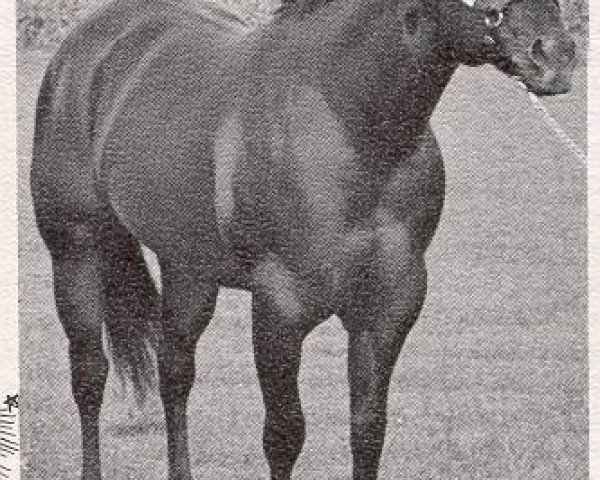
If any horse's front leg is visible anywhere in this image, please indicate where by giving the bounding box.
[340,223,427,480]
[157,254,219,480]
[252,255,323,480]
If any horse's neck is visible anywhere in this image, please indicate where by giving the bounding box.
[317,26,457,161]
[264,0,459,157]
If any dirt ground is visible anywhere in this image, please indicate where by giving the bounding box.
[18,48,587,479]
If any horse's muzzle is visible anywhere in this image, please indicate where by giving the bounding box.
[523,34,577,96]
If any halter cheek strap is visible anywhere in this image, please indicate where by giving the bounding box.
[462,7,510,66]
[482,9,504,48]
[480,6,522,74]
[439,0,505,66]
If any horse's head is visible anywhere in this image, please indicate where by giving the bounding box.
[492,0,577,95]
[448,0,577,95]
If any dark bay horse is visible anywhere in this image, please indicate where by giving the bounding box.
[31,0,576,478]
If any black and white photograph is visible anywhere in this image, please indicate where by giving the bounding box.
[0,0,592,477]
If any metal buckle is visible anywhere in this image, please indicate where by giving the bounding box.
[485,9,504,28]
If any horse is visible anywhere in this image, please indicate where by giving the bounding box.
[30,0,576,478]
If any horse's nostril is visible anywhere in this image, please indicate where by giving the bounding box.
[530,38,546,65]
[530,36,577,67]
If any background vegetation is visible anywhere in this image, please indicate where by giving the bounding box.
[16,0,589,49]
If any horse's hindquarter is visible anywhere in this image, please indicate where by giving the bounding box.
[82,0,444,291]
[31,0,172,222]
[98,20,252,257]
[32,0,253,231]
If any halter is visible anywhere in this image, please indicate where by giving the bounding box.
[484,9,504,28]
[479,1,526,76]
[483,8,504,44]
[477,0,536,65]
[456,2,514,68]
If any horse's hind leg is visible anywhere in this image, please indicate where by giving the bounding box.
[156,253,218,480]
[40,211,159,479]
[46,220,109,480]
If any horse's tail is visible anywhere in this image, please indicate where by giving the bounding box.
[101,220,162,405]
[34,57,161,405]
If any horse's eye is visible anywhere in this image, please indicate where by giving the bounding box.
[404,9,420,35]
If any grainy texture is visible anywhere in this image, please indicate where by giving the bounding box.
[19,34,587,478]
